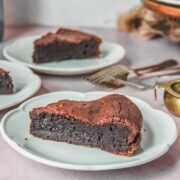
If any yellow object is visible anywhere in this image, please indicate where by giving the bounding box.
[156,79,180,117]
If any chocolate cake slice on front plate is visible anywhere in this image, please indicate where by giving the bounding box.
[33,28,102,63]
[29,94,143,156]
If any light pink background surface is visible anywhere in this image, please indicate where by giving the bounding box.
[0,27,180,180]
[4,0,139,27]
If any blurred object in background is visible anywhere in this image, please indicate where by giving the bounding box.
[116,0,180,42]
[4,0,139,27]
[142,0,180,18]
[0,0,4,41]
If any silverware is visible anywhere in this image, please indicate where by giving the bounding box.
[106,67,180,90]
[86,59,179,89]
[138,67,180,79]
[132,59,178,75]
[104,77,152,90]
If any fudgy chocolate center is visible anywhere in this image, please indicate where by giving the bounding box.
[30,113,135,152]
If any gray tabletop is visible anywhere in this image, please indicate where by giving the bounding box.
[0,26,180,180]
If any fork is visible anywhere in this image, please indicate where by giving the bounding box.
[86,59,178,84]
[86,60,180,89]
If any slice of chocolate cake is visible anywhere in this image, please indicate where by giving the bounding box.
[29,94,143,156]
[0,68,13,94]
[33,28,102,63]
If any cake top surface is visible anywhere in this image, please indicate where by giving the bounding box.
[31,94,143,130]
[35,28,102,45]
[0,68,8,76]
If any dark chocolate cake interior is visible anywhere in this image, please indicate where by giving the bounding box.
[0,68,13,94]
[30,113,140,153]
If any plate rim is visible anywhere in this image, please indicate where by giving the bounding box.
[3,36,125,75]
[0,91,178,171]
[0,60,41,110]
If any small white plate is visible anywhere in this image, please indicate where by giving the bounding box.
[0,91,177,171]
[3,35,125,75]
[0,60,41,110]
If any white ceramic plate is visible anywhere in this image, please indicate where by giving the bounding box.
[3,35,125,75]
[0,91,177,171]
[0,60,41,110]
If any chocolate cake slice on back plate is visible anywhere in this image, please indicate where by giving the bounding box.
[29,94,143,156]
[33,28,102,63]
[0,68,13,94]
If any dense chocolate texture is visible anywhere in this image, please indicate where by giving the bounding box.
[33,28,102,63]
[0,68,13,94]
[29,94,143,156]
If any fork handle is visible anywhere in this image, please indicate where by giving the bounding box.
[138,67,180,79]
[134,59,178,75]
[111,78,151,90]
